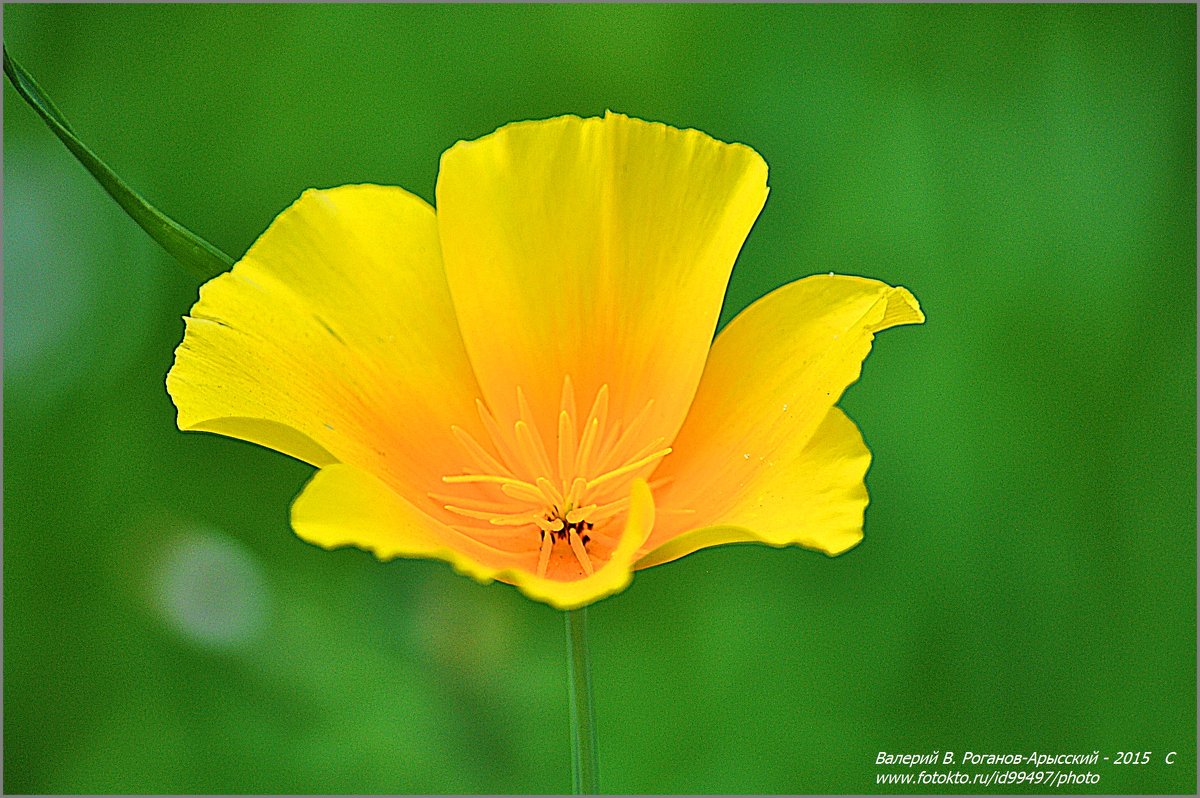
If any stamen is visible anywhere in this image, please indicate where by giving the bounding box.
[475,400,524,476]
[657,507,698,516]
[585,384,610,438]
[515,388,556,476]
[596,419,625,470]
[438,379,683,573]
[560,375,578,428]
[515,420,554,481]
[587,447,672,490]
[537,531,553,577]
[594,398,655,472]
[535,476,566,510]
[647,475,674,492]
[573,385,609,476]
[589,495,632,523]
[621,436,670,467]
[564,477,588,509]
[488,514,548,527]
[499,482,548,504]
[428,492,511,513]
[575,417,601,477]
[443,474,541,491]
[450,425,512,478]
[565,505,596,525]
[442,505,543,526]
[568,529,594,576]
[556,410,577,490]
[537,516,565,533]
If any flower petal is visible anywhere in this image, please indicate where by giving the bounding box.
[166,185,484,507]
[292,463,528,568]
[637,407,869,568]
[435,112,768,443]
[640,274,923,562]
[293,464,655,610]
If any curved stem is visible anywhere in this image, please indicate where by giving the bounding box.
[3,45,234,281]
[564,607,599,794]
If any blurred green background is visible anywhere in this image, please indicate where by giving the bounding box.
[4,4,1195,794]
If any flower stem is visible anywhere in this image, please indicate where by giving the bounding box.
[564,607,599,794]
[3,45,233,281]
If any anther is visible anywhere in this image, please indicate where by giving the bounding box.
[568,529,594,576]
[537,530,553,577]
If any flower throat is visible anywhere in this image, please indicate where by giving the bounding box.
[433,377,670,578]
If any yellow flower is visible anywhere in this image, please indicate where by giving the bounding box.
[167,112,923,610]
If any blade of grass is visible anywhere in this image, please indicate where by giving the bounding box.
[4,45,234,281]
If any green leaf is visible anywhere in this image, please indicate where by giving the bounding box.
[4,45,234,281]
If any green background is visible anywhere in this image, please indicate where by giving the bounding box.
[4,4,1195,794]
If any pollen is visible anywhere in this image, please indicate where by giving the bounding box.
[433,377,671,579]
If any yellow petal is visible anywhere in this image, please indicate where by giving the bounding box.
[292,463,526,567]
[166,185,484,507]
[435,112,768,446]
[293,464,655,610]
[637,407,869,568]
[640,274,923,562]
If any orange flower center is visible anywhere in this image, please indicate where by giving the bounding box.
[432,377,670,579]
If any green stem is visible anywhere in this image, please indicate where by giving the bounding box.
[565,607,600,794]
[3,45,234,281]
